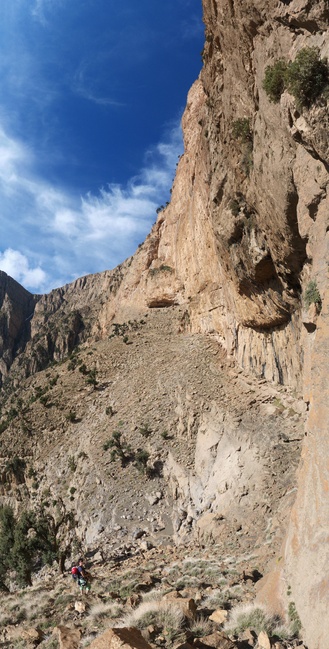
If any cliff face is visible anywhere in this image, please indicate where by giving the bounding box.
[0,272,39,387]
[1,1,329,646]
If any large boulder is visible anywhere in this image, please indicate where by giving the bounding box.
[88,627,153,649]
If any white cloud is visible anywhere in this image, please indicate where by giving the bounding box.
[0,120,183,292]
[73,65,123,107]
[0,249,47,292]
[0,128,30,185]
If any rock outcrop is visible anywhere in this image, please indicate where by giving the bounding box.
[0,271,39,387]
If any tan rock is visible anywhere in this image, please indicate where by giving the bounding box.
[173,598,198,620]
[74,600,87,613]
[194,631,236,649]
[126,594,141,608]
[257,631,271,649]
[55,626,81,649]
[163,590,182,600]
[87,627,153,649]
[21,627,44,644]
[208,609,228,624]
[240,627,256,646]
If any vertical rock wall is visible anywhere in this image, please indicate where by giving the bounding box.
[186,2,329,647]
[0,272,39,386]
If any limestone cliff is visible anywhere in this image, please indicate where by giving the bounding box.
[1,1,329,647]
[0,271,39,387]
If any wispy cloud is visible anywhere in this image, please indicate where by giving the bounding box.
[73,64,124,107]
[0,249,46,290]
[0,1,200,294]
[0,121,183,293]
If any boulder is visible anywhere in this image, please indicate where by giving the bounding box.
[240,628,256,646]
[74,600,87,613]
[55,626,81,649]
[20,627,44,644]
[87,627,153,649]
[257,631,271,649]
[208,609,228,624]
[172,598,197,620]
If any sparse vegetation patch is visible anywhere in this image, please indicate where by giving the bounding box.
[263,48,329,108]
[304,279,322,311]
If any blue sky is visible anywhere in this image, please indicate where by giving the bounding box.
[0,0,203,293]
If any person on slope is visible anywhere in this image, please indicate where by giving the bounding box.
[77,558,91,593]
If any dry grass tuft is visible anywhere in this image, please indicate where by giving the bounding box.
[224,602,281,636]
[188,614,213,638]
[89,601,124,622]
[123,599,185,632]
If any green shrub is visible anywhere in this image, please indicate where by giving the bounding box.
[0,420,9,434]
[286,47,328,108]
[66,410,77,423]
[104,431,132,466]
[5,457,26,478]
[263,48,329,107]
[0,505,75,588]
[263,60,287,102]
[288,601,302,636]
[86,368,98,389]
[232,118,253,175]
[106,405,115,416]
[241,148,253,176]
[230,199,241,217]
[135,449,150,474]
[232,118,252,143]
[7,407,18,421]
[304,279,322,310]
[149,264,174,277]
[68,456,77,472]
[139,423,152,438]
